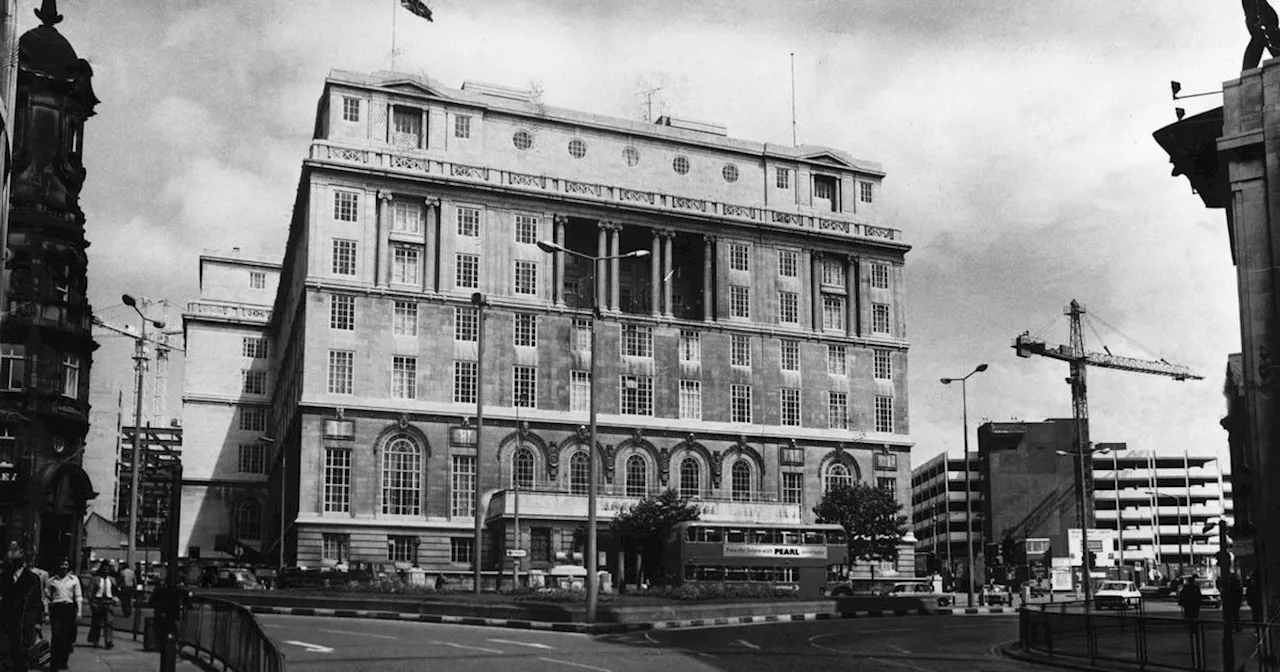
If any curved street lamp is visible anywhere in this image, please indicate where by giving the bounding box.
[121,294,165,571]
[1057,444,1112,607]
[940,363,987,607]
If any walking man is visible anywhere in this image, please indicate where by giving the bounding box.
[1,550,43,671]
[44,559,81,672]
[118,561,136,617]
[87,563,117,649]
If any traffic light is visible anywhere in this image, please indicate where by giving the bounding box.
[1086,550,1098,568]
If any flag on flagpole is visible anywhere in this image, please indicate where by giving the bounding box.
[400,0,433,21]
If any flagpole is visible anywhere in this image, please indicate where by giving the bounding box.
[391,0,397,72]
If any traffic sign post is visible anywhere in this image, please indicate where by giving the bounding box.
[506,549,527,558]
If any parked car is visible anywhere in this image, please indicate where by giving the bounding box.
[200,566,263,590]
[981,584,1012,606]
[887,581,953,608]
[1196,578,1222,608]
[1094,581,1143,610]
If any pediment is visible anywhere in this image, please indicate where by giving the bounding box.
[382,79,448,98]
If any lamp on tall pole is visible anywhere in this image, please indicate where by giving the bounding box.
[1057,444,1113,607]
[940,363,987,608]
[122,294,164,570]
[537,239,648,623]
[471,292,488,595]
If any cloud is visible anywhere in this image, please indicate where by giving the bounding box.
[149,96,220,150]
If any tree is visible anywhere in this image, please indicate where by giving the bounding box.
[609,489,700,587]
[813,483,908,564]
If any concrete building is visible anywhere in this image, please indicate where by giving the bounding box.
[234,69,913,583]
[908,452,979,579]
[179,252,280,561]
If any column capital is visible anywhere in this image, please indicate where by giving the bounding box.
[554,214,570,226]
[600,220,623,232]
[812,250,825,261]
[377,190,393,203]
[423,196,441,208]
[658,228,677,239]
[702,234,716,244]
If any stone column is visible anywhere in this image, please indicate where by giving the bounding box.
[424,196,440,293]
[650,230,661,316]
[845,255,858,336]
[554,215,568,306]
[596,221,608,311]
[811,252,824,332]
[376,190,392,287]
[702,235,715,322]
[662,230,674,318]
[609,223,621,312]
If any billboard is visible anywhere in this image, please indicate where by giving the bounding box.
[1067,528,1118,567]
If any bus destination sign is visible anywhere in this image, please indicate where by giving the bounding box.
[722,544,827,559]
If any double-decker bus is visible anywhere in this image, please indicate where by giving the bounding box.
[663,521,849,598]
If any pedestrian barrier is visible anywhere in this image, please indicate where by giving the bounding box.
[179,595,286,672]
[1019,602,1276,671]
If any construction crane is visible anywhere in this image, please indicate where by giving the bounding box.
[1013,299,1202,604]
[91,312,183,424]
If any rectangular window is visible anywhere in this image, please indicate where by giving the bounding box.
[342,97,360,122]
[451,456,476,517]
[238,407,266,432]
[871,263,890,289]
[729,243,750,271]
[330,294,355,330]
[454,114,472,139]
[391,105,423,148]
[813,175,839,211]
[457,207,480,237]
[450,537,475,564]
[875,396,894,433]
[780,447,804,466]
[61,354,79,398]
[393,301,418,337]
[237,443,266,474]
[827,345,847,376]
[323,448,351,513]
[455,253,479,289]
[621,324,653,358]
[861,182,875,203]
[513,313,536,347]
[780,388,801,427]
[513,260,538,295]
[782,472,803,504]
[821,260,845,286]
[334,191,359,222]
[878,477,897,495]
[392,246,420,284]
[875,452,899,471]
[453,361,477,404]
[828,392,849,430]
[679,380,702,421]
[729,286,750,319]
[874,350,892,380]
[573,319,591,352]
[454,307,478,342]
[530,528,552,562]
[731,334,751,367]
[242,337,268,358]
[779,291,799,324]
[392,356,417,399]
[249,271,266,289]
[778,250,798,277]
[873,303,891,334]
[570,370,590,413]
[332,239,357,276]
[620,375,654,416]
[515,215,538,244]
[822,294,845,332]
[774,342,799,375]
[392,200,423,233]
[776,167,791,189]
[513,366,536,407]
[328,351,354,394]
[730,385,752,424]
[679,330,700,363]
[389,536,417,564]
[322,534,350,563]
[241,369,267,395]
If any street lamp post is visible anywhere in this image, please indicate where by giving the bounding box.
[1145,489,1186,576]
[940,363,987,608]
[537,239,648,623]
[471,292,487,595]
[122,294,164,570]
[1056,444,1113,607]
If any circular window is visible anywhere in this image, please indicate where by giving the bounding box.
[673,156,690,175]
[622,146,640,167]
[722,164,739,183]
[568,139,587,159]
[513,130,533,150]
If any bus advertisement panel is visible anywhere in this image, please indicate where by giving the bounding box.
[664,522,849,598]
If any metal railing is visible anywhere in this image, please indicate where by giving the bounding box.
[180,595,286,672]
[1020,603,1278,671]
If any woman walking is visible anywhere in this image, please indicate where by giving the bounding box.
[44,559,82,672]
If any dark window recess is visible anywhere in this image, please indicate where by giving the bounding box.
[530,528,552,562]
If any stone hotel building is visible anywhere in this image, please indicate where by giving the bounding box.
[185,69,913,581]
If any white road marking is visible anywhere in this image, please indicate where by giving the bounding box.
[441,642,505,654]
[488,638,554,650]
[537,657,612,672]
[642,631,660,645]
[733,639,761,650]
[284,640,334,653]
[886,642,912,655]
[320,628,398,640]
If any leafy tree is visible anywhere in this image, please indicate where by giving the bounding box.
[610,489,700,587]
[813,483,907,563]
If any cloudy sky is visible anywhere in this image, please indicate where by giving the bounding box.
[56,0,1245,471]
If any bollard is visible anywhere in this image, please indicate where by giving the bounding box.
[143,617,156,652]
[1023,585,1032,606]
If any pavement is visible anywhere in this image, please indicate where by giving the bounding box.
[55,608,199,672]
